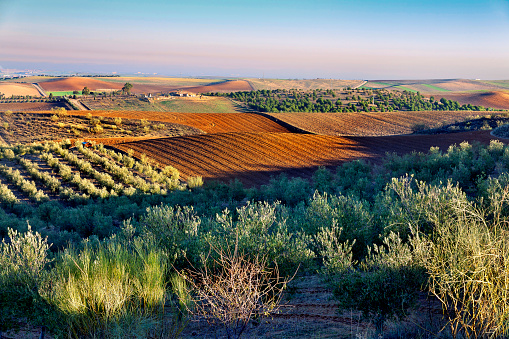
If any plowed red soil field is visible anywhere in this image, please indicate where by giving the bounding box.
[39,77,123,92]
[268,111,494,136]
[67,111,290,134]
[185,80,253,93]
[436,91,509,110]
[0,102,65,112]
[114,131,503,186]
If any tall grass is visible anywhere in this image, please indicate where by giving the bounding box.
[423,185,509,338]
[44,238,172,338]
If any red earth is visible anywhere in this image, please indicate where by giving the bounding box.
[114,130,503,186]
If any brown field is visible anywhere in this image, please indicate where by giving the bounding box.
[0,102,66,112]
[114,130,502,186]
[97,76,221,87]
[38,77,123,92]
[435,91,509,110]
[66,111,291,134]
[268,111,496,136]
[0,82,41,97]
[247,78,365,91]
[0,111,202,145]
[366,79,505,93]
[37,77,254,95]
[184,80,254,93]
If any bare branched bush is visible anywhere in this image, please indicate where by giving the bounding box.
[180,240,291,339]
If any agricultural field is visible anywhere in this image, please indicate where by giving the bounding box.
[364,79,506,93]
[268,110,505,136]
[20,76,252,96]
[0,141,183,205]
[0,83,41,97]
[3,79,509,338]
[96,76,222,87]
[38,77,123,93]
[67,111,291,134]
[246,78,365,90]
[81,95,242,113]
[114,130,502,186]
[0,109,203,145]
[434,91,509,110]
[0,101,65,112]
[3,133,509,338]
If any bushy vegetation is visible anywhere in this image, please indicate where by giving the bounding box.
[3,139,509,337]
[210,88,490,113]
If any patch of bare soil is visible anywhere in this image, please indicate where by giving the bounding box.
[268,111,498,136]
[247,79,365,91]
[179,275,448,339]
[435,91,509,110]
[185,80,254,93]
[38,77,123,92]
[0,82,41,97]
[0,102,65,112]
[0,111,203,145]
[114,130,504,186]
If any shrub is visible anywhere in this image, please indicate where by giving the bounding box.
[180,238,291,339]
[187,176,203,189]
[214,201,314,274]
[140,205,201,268]
[0,224,54,331]
[423,185,509,338]
[331,231,426,336]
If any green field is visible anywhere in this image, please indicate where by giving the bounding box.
[481,80,509,89]
[48,91,82,96]
[421,84,449,92]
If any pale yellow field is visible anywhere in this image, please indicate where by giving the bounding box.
[247,78,365,90]
[0,83,41,97]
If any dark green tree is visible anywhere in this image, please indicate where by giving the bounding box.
[82,87,90,96]
[122,82,133,95]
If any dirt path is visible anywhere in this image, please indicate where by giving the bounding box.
[352,80,367,89]
[68,98,89,110]
[32,83,47,97]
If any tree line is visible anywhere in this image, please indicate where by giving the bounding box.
[209,88,489,113]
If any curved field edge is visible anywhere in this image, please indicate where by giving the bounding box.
[113,130,502,186]
[268,111,507,136]
[52,111,292,134]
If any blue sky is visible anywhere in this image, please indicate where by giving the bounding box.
[1,0,508,79]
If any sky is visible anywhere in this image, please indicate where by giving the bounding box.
[1,0,509,79]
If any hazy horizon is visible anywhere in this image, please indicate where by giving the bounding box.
[1,0,508,79]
